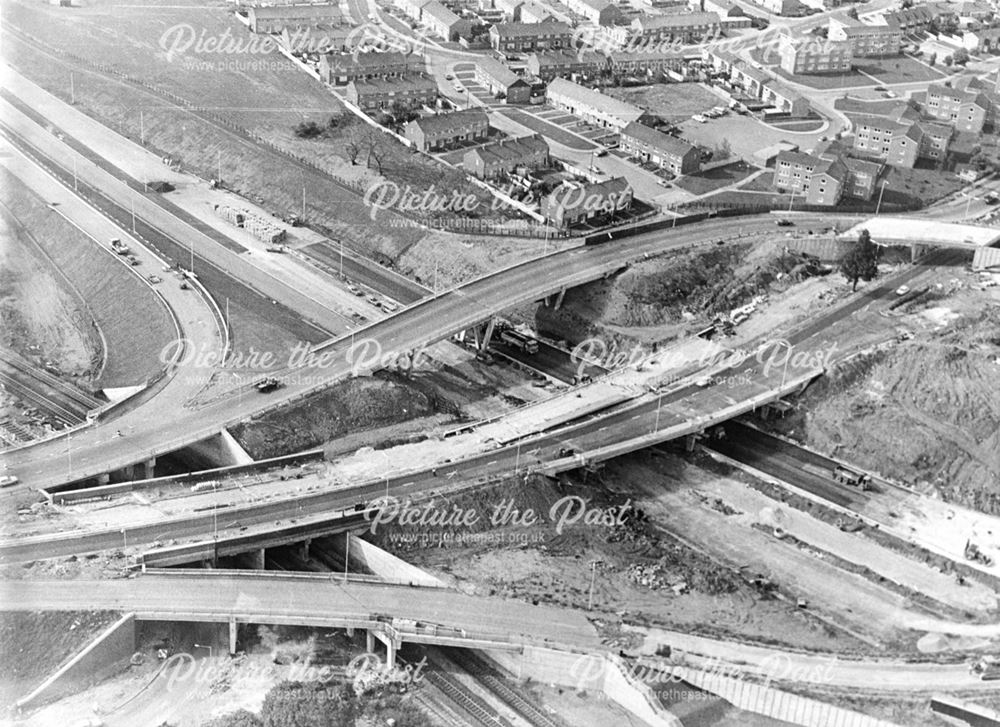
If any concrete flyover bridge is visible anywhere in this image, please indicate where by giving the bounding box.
[839,216,1000,268]
[2,571,602,665]
[3,211,838,492]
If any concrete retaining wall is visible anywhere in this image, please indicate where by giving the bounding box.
[16,613,136,711]
[346,534,446,587]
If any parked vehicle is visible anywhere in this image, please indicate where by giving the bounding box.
[775,219,794,227]
[0,475,18,488]
[110,238,130,255]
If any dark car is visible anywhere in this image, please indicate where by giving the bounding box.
[776,219,794,227]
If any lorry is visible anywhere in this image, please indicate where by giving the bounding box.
[832,465,872,490]
[110,238,130,255]
[499,329,539,354]
[965,540,994,567]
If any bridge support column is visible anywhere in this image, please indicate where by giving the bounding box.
[480,317,496,351]
[122,464,135,481]
[346,626,355,638]
[143,458,157,480]
[366,630,375,654]
[229,617,238,655]
[97,473,110,485]
[372,629,397,669]
[251,548,265,570]
[553,287,566,310]
[685,433,701,452]
[911,243,925,263]
[299,539,311,562]
[201,559,213,568]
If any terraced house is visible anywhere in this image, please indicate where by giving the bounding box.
[475,56,533,104]
[546,78,646,131]
[247,3,345,33]
[346,75,439,112]
[561,0,623,25]
[542,177,633,227]
[319,52,416,85]
[631,12,723,44]
[619,122,700,176]
[421,1,473,41]
[489,20,573,53]
[463,135,550,178]
[526,50,606,82]
[404,108,490,151]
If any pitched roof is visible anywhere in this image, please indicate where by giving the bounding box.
[467,134,549,164]
[843,157,883,177]
[250,4,343,18]
[548,177,632,207]
[422,0,463,25]
[476,56,526,87]
[410,108,489,135]
[529,49,604,66]
[546,78,645,122]
[634,11,720,31]
[349,75,438,95]
[491,20,572,37]
[621,122,696,158]
[324,51,412,73]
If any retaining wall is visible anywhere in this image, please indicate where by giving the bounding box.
[16,613,136,711]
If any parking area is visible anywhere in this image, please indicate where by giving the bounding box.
[493,108,598,150]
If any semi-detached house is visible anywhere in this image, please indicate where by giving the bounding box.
[489,20,573,52]
[404,108,490,151]
[619,122,700,175]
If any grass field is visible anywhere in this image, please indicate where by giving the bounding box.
[604,83,720,122]
[833,96,909,117]
[673,161,757,195]
[773,67,870,90]
[0,166,175,388]
[856,55,949,85]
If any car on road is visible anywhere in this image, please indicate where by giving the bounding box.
[366,294,380,305]
[873,86,887,92]
[445,74,454,80]
[692,114,707,123]
[148,275,163,284]
[985,193,999,205]
[0,475,18,488]
[380,300,399,313]
[348,284,362,295]
[775,219,794,227]
[127,255,141,266]
[255,377,282,393]
[895,285,910,296]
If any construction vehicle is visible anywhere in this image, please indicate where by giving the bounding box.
[255,377,282,393]
[832,465,872,490]
[499,329,539,354]
[970,656,1000,680]
[965,540,994,567]
[110,238,130,255]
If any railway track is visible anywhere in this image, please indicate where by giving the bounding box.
[0,369,82,427]
[444,649,563,727]
[418,662,513,727]
[0,351,102,419]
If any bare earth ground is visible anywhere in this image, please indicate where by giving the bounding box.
[767,273,1000,513]
[0,166,175,390]
[375,476,865,655]
[603,84,722,124]
[1,0,555,285]
[0,610,120,708]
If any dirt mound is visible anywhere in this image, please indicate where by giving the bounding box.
[771,305,1000,512]
[229,371,461,459]
[0,611,120,706]
[535,240,826,346]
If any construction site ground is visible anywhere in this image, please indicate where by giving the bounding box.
[763,271,1000,515]
[0,165,175,391]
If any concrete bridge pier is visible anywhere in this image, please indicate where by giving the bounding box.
[366,630,375,653]
[97,473,110,485]
[685,433,703,452]
[469,317,497,351]
[229,617,238,655]
[235,549,265,569]
[553,286,566,310]
[371,628,398,668]
[911,243,926,262]
[142,457,156,480]
[298,539,311,561]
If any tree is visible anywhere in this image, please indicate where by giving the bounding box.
[293,120,323,139]
[928,52,937,66]
[944,55,954,67]
[260,682,355,727]
[953,48,970,64]
[839,229,879,291]
[203,710,263,727]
